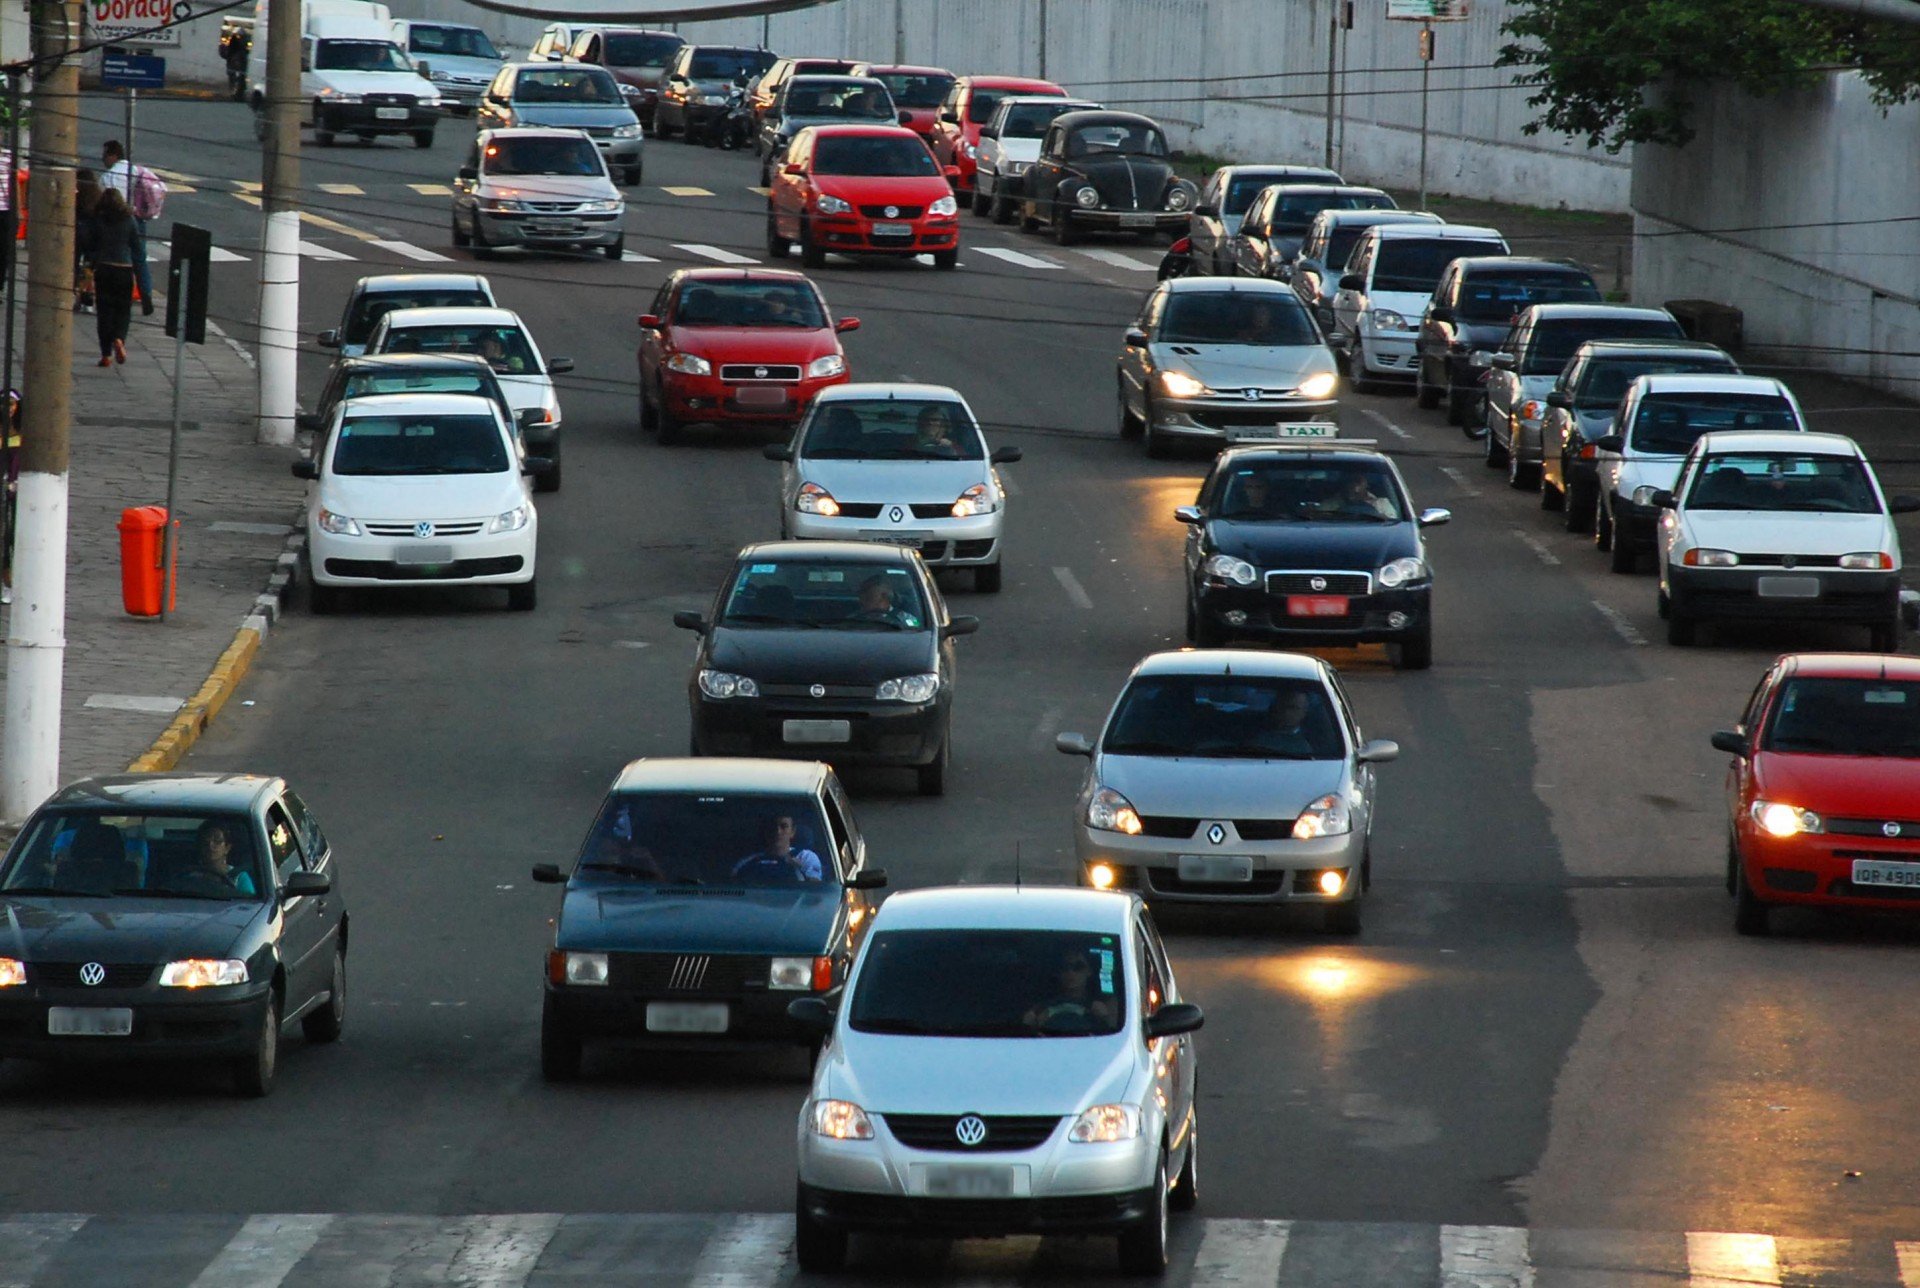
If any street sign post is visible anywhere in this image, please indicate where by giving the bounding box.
[101,52,166,90]
[159,225,212,621]
[1386,0,1469,17]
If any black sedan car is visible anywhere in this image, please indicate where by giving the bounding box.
[1414,257,1602,426]
[1177,442,1450,669]
[676,541,978,795]
[533,757,886,1080]
[1019,110,1196,245]
[0,774,345,1097]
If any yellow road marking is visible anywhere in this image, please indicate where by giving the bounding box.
[408,183,453,196]
[317,183,364,196]
[300,210,380,243]
[233,193,261,208]
[748,186,772,196]
[234,179,263,194]
[662,185,714,197]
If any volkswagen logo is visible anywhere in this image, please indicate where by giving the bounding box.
[1207,823,1226,846]
[754,366,769,378]
[1886,821,1903,838]
[1309,576,1328,591]
[79,962,106,987]
[954,1115,988,1147]
[810,684,826,698]
[888,506,905,524]
[414,521,435,540]
[1243,387,1261,402]
[1782,555,1797,570]
[884,205,900,218]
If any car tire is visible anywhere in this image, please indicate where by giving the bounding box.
[1116,1151,1170,1276]
[766,213,791,259]
[1184,592,1198,643]
[1563,476,1594,533]
[507,578,537,612]
[970,183,991,217]
[1392,624,1433,671]
[1871,619,1901,652]
[1733,861,1772,936]
[1193,610,1228,648]
[471,216,496,261]
[232,993,280,1099]
[653,112,676,140]
[638,377,656,433]
[1349,339,1380,395]
[413,130,434,149]
[1609,527,1637,574]
[535,442,561,493]
[1657,585,1672,619]
[800,218,826,269]
[1445,385,1470,427]
[308,566,342,616]
[1540,471,1565,511]
[1507,439,1538,490]
[450,213,470,248]
[1019,202,1041,234]
[1666,607,1697,647]
[1142,395,1171,460]
[1415,363,1441,410]
[654,382,681,445]
[1325,899,1362,935]
[624,165,642,187]
[1118,378,1144,438]
[314,128,335,148]
[794,1186,848,1273]
[991,190,1016,225]
[1483,414,1509,469]
[1171,1115,1199,1212]
[540,999,584,1081]
[604,236,624,262]
[933,249,959,271]
[301,945,346,1044]
[916,738,949,797]
[976,560,1002,593]
[1594,497,1615,552]
[1052,203,1078,246]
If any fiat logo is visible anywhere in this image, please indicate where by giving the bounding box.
[884,205,900,218]
[954,1115,988,1146]
[414,521,435,539]
[810,684,826,698]
[889,506,905,523]
[754,366,769,378]
[1207,823,1226,846]
[1310,576,1328,591]
[1886,822,1903,838]
[79,962,106,987]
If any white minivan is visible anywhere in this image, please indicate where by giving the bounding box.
[248,0,442,148]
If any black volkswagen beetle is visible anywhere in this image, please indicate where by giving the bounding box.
[1177,441,1450,669]
[1019,110,1197,245]
[676,541,978,795]
[0,774,346,1097]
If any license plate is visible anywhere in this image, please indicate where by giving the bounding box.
[526,220,575,233]
[645,1001,728,1034]
[734,385,789,407]
[920,1164,1022,1198]
[859,530,932,548]
[783,718,850,744]
[1851,858,1920,889]
[1287,595,1349,617]
[1118,214,1155,228]
[395,543,454,566]
[1756,575,1821,599]
[374,107,408,121]
[871,222,913,237]
[1177,854,1254,883]
[48,1007,133,1037]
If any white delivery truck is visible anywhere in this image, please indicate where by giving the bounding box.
[248,0,442,148]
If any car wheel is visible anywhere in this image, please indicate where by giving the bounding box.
[1325,898,1362,935]
[1733,861,1772,936]
[655,381,681,445]
[307,568,342,616]
[1118,378,1144,439]
[301,945,346,1044]
[1143,398,1170,460]
[970,183,991,217]
[540,998,583,1081]
[1019,202,1041,234]
[1657,585,1672,619]
[794,1185,848,1273]
[232,993,280,1099]
[976,560,1002,593]
[800,218,826,269]
[624,165,642,187]
[1116,1151,1170,1275]
[916,737,949,797]
[1482,413,1509,468]
[1171,1114,1199,1212]
[1184,591,1198,642]
[1052,203,1078,246]
[1725,832,1740,895]
[1871,619,1901,652]
[991,190,1016,225]
[653,111,676,140]
[314,128,335,147]
[1609,527,1638,574]
[766,212,791,259]
[1563,476,1594,533]
[471,215,495,261]
[1445,385,1469,427]
[1349,338,1379,395]
[1193,608,1228,648]
[1666,607,1696,647]
[1392,624,1433,671]
[413,129,434,149]
[450,213,470,248]
[507,578,537,612]
[1540,470,1565,511]
[604,235,624,262]
[1415,362,1441,410]
[1594,496,1615,552]
[534,441,561,493]
[1507,437,1538,490]
[932,249,959,271]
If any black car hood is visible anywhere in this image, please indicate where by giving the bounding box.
[708,626,935,685]
[0,897,257,963]
[1072,155,1173,211]
[558,885,842,956]
[1208,519,1417,570]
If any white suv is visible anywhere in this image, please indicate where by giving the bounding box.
[1330,223,1506,392]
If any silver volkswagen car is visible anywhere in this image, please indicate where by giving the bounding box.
[1057,650,1398,932]
[790,885,1201,1275]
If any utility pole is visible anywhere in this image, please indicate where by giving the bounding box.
[256,0,301,447]
[892,0,904,64]
[3,0,81,821]
[1036,0,1047,80]
[1417,23,1434,209]
[1322,0,1340,168]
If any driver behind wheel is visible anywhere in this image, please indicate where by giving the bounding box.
[1023,948,1119,1031]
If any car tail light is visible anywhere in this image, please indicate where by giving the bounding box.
[813,956,834,992]
[547,949,565,986]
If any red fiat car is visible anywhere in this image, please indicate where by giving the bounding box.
[928,74,1064,195]
[1714,651,1920,935]
[636,268,858,443]
[766,125,960,270]
[848,62,956,136]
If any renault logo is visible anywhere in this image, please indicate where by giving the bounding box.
[414,521,435,539]
[1886,822,1903,838]
[1309,576,1328,591]
[1207,823,1226,846]
[810,684,826,698]
[954,1115,988,1146]
[79,962,106,987]
[889,506,905,523]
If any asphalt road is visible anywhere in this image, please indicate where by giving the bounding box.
[8,94,1920,1282]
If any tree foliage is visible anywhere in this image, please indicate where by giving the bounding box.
[1497,0,1920,153]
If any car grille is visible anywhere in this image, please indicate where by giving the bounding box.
[908,503,956,519]
[580,126,616,138]
[1733,554,1843,568]
[1266,571,1371,596]
[720,364,801,382]
[363,520,487,537]
[607,952,769,994]
[522,200,588,213]
[1189,407,1333,430]
[365,93,417,107]
[1136,814,1198,839]
[1235,819,1297,841]
[31,962,154,988]
[882,1114,1061,1152]
[835,502,885,519]
[1828,818,1920,837]
[1134,816,1296,841]
[860,204,924,218]
[760,682,873,699]
[324,556,524,580]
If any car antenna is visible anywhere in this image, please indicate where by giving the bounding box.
[1014,841,1022,890]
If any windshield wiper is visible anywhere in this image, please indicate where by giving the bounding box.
[835,618,909,631]
[1,886,106,897]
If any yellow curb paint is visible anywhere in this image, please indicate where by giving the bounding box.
[127,626,264,774]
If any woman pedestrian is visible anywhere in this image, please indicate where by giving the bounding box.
[73,168,101,313]
[82,187,136,366]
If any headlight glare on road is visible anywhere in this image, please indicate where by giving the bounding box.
[808,1098,875,1139]
[1840,551,1894,569]
[0,958,27,987]
[1202,554,1258,586]
[815,193,852,215]
[158,959,249,988]
[876,672,940,703]
[316,508,361,536]
[1157,369,1210,399]
[951,483,998,517]
[1682,548,1739,567]
[666,353,712,376]
[806,354,847,379]
[698,669,760,700]
[613,123,643,138]
[1369,309,1410,331]
[1165,186,1192,212]
[1376,556,1426,588]
[796,481,840,516]
[770,956,829,990]
[930,194,958,217]
[563,951,609,986]
[1297,371,1338,400]
[1074,185,1101,209]
[1293,793,1352,839]
[1069,1104,1141,1143]
[1752,800,1822,838]
[488,504,530,534]
[1087,786,1144,836]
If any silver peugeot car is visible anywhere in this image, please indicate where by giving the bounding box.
[1057,649,1398,932]
[452,129,627,260]
[790,885,1201,1275]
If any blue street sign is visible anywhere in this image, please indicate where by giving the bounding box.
[102,53,167,90]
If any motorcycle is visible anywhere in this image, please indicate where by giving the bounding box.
[716,75,754,151]
[1157,236,1194,281]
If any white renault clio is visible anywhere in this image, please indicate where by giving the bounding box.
[790,886,1202,1275]
[295,392,545,613]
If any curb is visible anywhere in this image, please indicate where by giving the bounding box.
[126,528,304,774]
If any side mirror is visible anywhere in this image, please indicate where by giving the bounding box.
[1709,730,1749,757]
[1417,507,1450,527]
[1338,273,1363,292]
[1192,203,1217,218]
[637,313,662,329]
[762,443,793,462]
[1650,489,1676,509]
[672,610,708,633]
[900,111,915,127]
[1491,353,1517,371]
[1426,305,1454,324]
[669,73,687,83]
[847,868,888,890]
[943,165,962,182]
[457,165,478,181]
[531,862,565,884]
[547,357,574,375]
[1592,434,1624,454]
[835,317,861,333]
[788,996,834,1037]
[417,60,431,76]
[989,445,1022,464]
[317,329,341,349]
[1468,351,1492,369]
[1173,504,1203,525]
[1890,494,1920,515]
[515,407,542,427]
[295,412,321,433]
[282,870,331,898]
[939,110,959,124]
[1144,1002,1204,1040]
[1055,732,1094,757]
[522,456,555,476]
[783,162,805,176]
[943,615,980,639]
[290,460,319,480]
[1356,738,1400,764]
[1123,327,1148,349]
[1546,390,1573,410]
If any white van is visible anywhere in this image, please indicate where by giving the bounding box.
[248,0,442,148]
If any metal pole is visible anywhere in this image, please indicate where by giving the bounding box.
[4,0,82,821]
[1,73,22,588]
[257,0,300,446]
[1322,1,1337,169]
[160,258,186,623]
[1418,24,1432,210]
[893,0,903,64]
[1037,0,1047,80]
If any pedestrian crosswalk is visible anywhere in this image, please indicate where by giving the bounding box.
[5,1213,1920,1286]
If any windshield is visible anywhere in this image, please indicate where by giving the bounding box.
[408,25,498,58]
[1104,675,1346,760]
[484,135,603,176]
[1629,393,1799,453]
[812,135,938,177]
[377,323,538,373]
[1224,172,1329,215]
[1763,678,1920,757]
[1456,270,1601,322]
[331,414,509,476]
[968,88,1026,123]
[1214,460,1405,524]
[690,49,774,80]
[1159,292,1322,346]
[783,81,894,120]
[604,33,682,66]
[1066,121,1167,158]
[850,930,1126,1038]
[343,289,490,345]
[314,39,411,72]
[1268,189,1392,234]
[1685,453,1879,513]
[1,812,266,900]
[1575,355,1737,407]
[1371,239,1506,293]
[1000,100,1078,139]
[674,281,826,328]
[872,71,952,107]
[342,370,502,407]
[802,398,984,460]
[574,792,837,886]
[1525,317,1683,374]
[515,68,622,104]
[721,559,929,632]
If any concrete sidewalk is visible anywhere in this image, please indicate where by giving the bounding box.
[1,283,303,797]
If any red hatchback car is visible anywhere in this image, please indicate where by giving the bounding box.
[766,125,960,270]
[637,268,858,443]
[928,75,1065,195]
[1715,652,1920,934]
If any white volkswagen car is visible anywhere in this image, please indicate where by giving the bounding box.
[1331,222,1507,391]
[790,885,1202,1275]
[294,392,545,613]
[765,383,1021,593]
[970,94,1101,223]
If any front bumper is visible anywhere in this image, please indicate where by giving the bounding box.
[799,1182,1156,1236]
[1610,494,1663,550]
[1150,396,1340,441]
[1668,566,1899,625]
[1066,208,1186,234]
[316,102,436,134]
[429,83,487,110]
[1355,330,1418,377]
[692,694,948,766]
[476,209,624,249]
[583,136,644,166]
[309,525,536,588]
[1194,580,1429,646]
[788,511,1001,567]
[660,369,847,426]
[1740,825,1920,913]
[1074,821,1366,905]
[544,983,814,1050]
[0,984,271,1062]
[810,212,958,257]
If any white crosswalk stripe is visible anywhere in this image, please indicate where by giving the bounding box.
[686,1213,788,1287]
[446,1214,564,1286]
[369,238,453,262]
[1074,247,1158,271]
[316,183,364,196]
[1192,1218,1291,1286]
[0,1215,85,1288]
[1442,1224,1534,1287]
[674,242,758,264]
[973,245,1062,271]
[160,240,248,264]
[186,1213,332,1288]
[622,249,662,262]
[409,183,454,196]
[1898,1240,1920,1287]
[1687,1231,1779,1285]
[296,239,355,262]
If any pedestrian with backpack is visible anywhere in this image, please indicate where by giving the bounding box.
[100,139,166,317]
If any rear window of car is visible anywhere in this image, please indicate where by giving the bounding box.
[1574,354,1738,407]
[999,100,1078,139]
[850,930,1127,1038]
[1628,392,1799,453]
[574,791,838,887]
[342,370,500,404]
[377,323,537,373]
[1763,678,1920,757]
[870,71,952,108]
[2,811,266,900]
[1524,316,1683,374]
[1371,239,1508,293]
[408,25,497,58]
[783,81,894,120]
[1456,269,1601,321]
[1269,189,1393,233]
[603,33,681,66]
[344,289,490,344]
[690,48,774,80]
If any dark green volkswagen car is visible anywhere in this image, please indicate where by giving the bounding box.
[533,757,886,1080]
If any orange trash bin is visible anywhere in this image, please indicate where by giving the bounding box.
[118,505,177,616]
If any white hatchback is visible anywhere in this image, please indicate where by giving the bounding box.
[294,392,545,613]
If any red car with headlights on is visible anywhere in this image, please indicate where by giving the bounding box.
[637,268,858,444]
[767,125,961,270]
[847,62,955,136]
[928,75,1064,196]
[1714,651,1920,935]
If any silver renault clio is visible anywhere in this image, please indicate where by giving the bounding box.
[790,885,1202,1275]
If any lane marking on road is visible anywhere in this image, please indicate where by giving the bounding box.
[622,249,662,262]
[408,183,453,196]
[1895,1241,1920,1287]
[1193,1218,1291,1287]
[0,1214,86,1288]
[151,167,200,184]
[1052,566,1094,609]
[445,1214,563,1285]
[1591,597,1648,646]
[84,694,183,714]
[1688,1232,1780,1286]
[161,240,248,264]
[688,1212,789,1288]
[233,193,261,209]
[316,183,364,196]
[1359,407,1412,440]
[674,243,758,264]
[187,1214,333,1288]
[1437,465,1482,497]
[748,185,772,196]
[370,238,453,263]
[1510,528,1562,567]
[297,239,356,262]
[1441,1224,1534,1287]
[663,185,715,197]
[300,210,382,243]
[234,179,263,194]
[973,245,1063,271]
[1074,247,1157,271]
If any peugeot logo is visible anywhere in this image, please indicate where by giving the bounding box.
[1243,387,1261,402]
[888,506,905,523]
[884,205,900,218]
[754,366,769,378]
[1309,576,1328,591]
[1886,822,1903,838]
[954,1115,988,1147]
[1207,823,1226,846]
[79,962,106,987]
[810,684,826,698]
[414,521,435,539]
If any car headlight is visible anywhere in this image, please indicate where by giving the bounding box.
[807,1099,874,1140]
[1069,1104,1142,1143]
[0,958,24,987]
[666,353,712,376]
[1376,556,1426,589]
[951,483,999,517]
[806,354,846,379]
[1086,786,1144,835]
[1157,369,1211,399]
[1292,793,1352,839]
[316,508,361,536]
[319,90,363,102]
[480,198,529,213]
[698,669,760,699]
[816,193,852,215]
[1165,186,1191,212]
[796,481,841,516]
[613,123,643,138]
[770,955,830,991]
[1369,309,1410,331]
[1682,548,1740,567]
[1752,800,1823,838]
[430,70,452,82]
[1073,185,1101,209]
[1297,371,1338,400]
[579,199,624,214]
[961,142,978,159]
[488,504,530,534]
[562,951,608,986]
[158,959,249,988]
[1521,399,1544,422]
[1202,553,1258,586]
[1840,551,1894,569]
[876,672,940,703]
[929,194,958,217]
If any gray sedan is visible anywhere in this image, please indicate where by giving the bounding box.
[452,129,627,259]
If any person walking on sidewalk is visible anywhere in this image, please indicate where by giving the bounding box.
[73,168,101,313]
[82,188,137,367]
[100,140,162,317]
